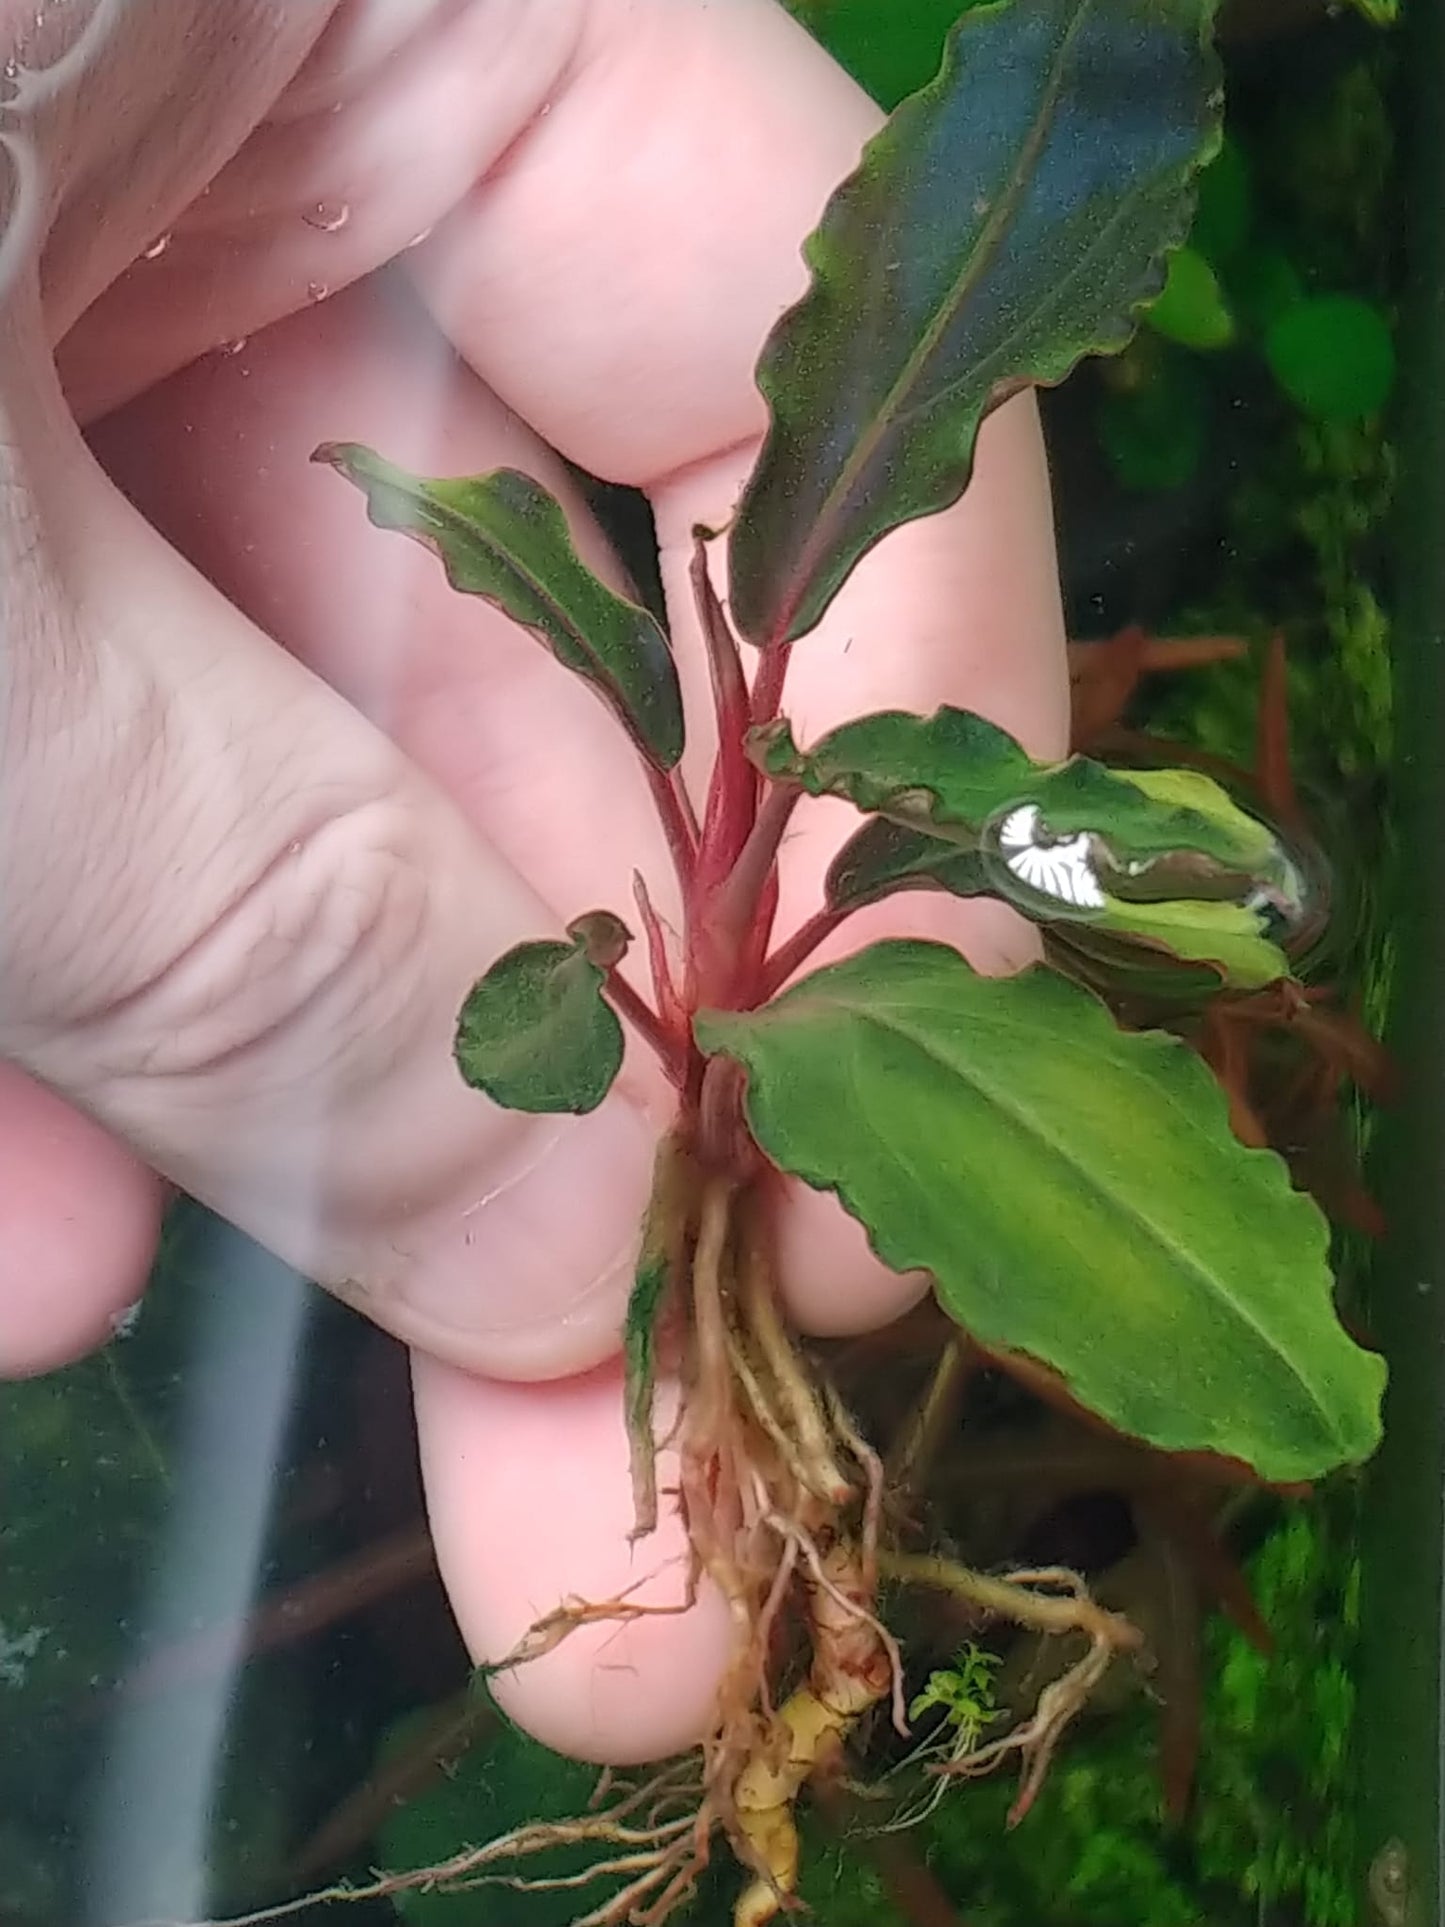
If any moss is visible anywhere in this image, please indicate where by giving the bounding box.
[790,1492,1361,1927]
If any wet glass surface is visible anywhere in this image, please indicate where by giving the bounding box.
[0,6,1425,1927]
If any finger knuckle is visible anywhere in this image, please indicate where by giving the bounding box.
[62,790,434,1095]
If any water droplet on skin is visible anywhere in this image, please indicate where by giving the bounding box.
[142,232,172,260]
[405,225,434,250]
[302,200,350,233]
[306,280,330,303]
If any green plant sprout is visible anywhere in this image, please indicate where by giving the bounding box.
[908,1642,1001,1738]
[852,1642,1006,1837]
[202,4,1386,1925]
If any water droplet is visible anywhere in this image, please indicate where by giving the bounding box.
[221,336,248,357]
[405,225,434,250]
[142,231,172,261]
[306,280,330,303]
[302,199,350,233]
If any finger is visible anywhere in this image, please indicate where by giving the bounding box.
[0,1061,166,1377]
[52,0,590,423]
[83,269,680,955]
[412,1351,732,1763]
[3,0,335,340]
[403,0,1069,1335]
[2,276,658,1381]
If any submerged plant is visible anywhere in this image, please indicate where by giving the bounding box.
[271,3,1386,1922]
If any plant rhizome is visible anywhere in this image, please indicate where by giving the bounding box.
[232,5,1388,1925]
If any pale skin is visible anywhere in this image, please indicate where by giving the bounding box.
[1,0,1068,1762]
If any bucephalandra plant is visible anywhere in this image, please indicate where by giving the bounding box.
[200,4,1387,1924]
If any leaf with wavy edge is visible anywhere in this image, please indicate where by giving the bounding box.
[729,0,1221,644]
[697,941,1384,1482]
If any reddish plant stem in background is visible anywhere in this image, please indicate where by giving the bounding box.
[115,1528,434,1702]
[605,970,687,1086]
[1255,630,1302,829]
[759,903,848,999]
[289,1689,494,1883]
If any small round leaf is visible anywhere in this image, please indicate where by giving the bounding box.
[455,930,626,1115]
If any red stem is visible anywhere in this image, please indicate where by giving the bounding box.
[604,970,687,1086]
[673,768,702,848]
[645,762,698,894]
[759,902,848,999]
[632,869,685,1032]
[700,781,802,1005]
[749,638,793,728]
[690,533,758,883]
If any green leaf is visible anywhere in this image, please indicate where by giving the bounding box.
[728,0,1221,645]
[623,1252,669,1538]
[454,914,629,1115]
[621,1136,690,1540]
[1264,296,1396,425]
[696,942,1384,1482]
[379,1704,602,1927]
[783,0,983,110]
[1190,134,1252,264]
[763,707,1298,988]
[1144,245,1235,351]
[313,443,684,770]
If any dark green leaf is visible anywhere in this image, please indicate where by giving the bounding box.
[454,915,628,1115]
[1190,134,1252,264]
[728,0,1221,644]
[313,443,684,770]
[827,816,993,912]
[764,707,1298,988]
[696,941,1384,1482]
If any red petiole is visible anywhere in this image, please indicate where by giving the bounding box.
[610,550,865,1088]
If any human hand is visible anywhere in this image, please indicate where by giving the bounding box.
[0,0,1068,1761]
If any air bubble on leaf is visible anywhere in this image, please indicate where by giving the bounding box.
[307,280,330,302]
[405,224,434,250]
[141,232,172,261]
[220,336,249,357]
[303,199,351,232]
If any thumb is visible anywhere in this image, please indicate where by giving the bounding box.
[0,281,655,1379]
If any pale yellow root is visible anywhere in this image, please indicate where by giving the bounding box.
[730,1545,894,1926]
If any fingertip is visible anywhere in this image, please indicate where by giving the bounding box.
[775,1175,930,1337]
[412,1353,732,1764]
[0,1065,166,1378]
